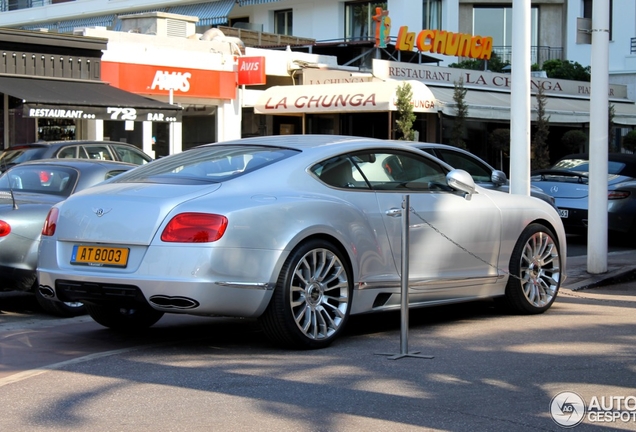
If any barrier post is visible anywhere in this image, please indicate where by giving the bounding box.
[376,195,434,360]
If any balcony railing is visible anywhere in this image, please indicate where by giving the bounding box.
[0,0,50,12]
[491,46,564,66]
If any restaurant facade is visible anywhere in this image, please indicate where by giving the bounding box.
[0,27,181,153]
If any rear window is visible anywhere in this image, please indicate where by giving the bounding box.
[0,147,48,166]
[0,165,79,196]
[111,145,298,184]
[554,159,625,176]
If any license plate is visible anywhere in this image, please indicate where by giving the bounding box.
[558,209,569,218]
[71,245,129,267]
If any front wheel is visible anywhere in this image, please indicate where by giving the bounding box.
[259,239,352,349]
[501,223,562,314]
[85,303,164,331]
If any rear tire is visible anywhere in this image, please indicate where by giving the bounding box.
[85,303,164,331]
[501,223,562,314]
[33,282,86,317]
[259,239,352,349]
[35,292,86,317]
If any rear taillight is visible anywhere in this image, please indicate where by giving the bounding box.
[0,220,10,237]
[161,213,228,243]
[42,207,59,236]
[608,190,630,200]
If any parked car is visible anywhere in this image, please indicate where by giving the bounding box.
[0,159,136,316]
[37,135,567,348]
[531,152,636,236]
[411,142,557,208]
[0,140,152,173]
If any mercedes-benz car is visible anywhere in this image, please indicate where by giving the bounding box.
[37,135,566,348]
[531,152,636,236]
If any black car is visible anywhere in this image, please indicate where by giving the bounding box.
[0,140,152,172]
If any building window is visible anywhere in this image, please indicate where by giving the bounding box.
[275,9,293,36]
[583,0,613,40]
[583,0,593,18]
[423,0,442,30]
[345,1,387,42]
[473,6,538,63]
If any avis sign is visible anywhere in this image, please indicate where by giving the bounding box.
[238,57,266,86]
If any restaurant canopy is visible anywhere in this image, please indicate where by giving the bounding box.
[254,80,437,115]
[0,76,182,122]
[430,86,636,126]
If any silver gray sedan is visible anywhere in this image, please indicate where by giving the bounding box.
[0,159,135,316]
[37,135,567,348]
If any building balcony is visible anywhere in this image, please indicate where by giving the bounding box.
[491,46,564,66]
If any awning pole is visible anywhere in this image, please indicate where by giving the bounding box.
[302,113,306,134]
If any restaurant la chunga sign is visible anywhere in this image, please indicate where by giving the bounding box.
[374,8,493,60]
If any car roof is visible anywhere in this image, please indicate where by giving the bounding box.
[8,158,137,169]
[211,134,383,151]
[205,135,466,161]
[2,140,140,149]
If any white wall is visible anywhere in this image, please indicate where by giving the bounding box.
[565,0,636,72]
[0,0,183,26]
[83,28,233,71]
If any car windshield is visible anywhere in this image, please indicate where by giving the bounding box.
[553,158,626,176]
[111,145,299,184]
[0,166,78,196]
[0,147,48,167]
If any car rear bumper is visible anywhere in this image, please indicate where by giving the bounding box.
[558,207,635,234]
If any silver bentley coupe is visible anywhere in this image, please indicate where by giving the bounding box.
[37,135,567,348]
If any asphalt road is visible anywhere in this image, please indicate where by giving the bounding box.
[1,281,636,430]
[0,233,635,431]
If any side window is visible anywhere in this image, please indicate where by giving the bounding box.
[356,151,447,191]
[437,149,492,183]
[105,169,130,180]
[312,156,369,190]
[83,145,114,161]
[113,146,150,165]
[76,146,89,159]
[57,146,77,159]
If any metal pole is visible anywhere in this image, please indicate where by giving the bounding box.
[400,194,410,354]
[509,0,531,197]
[587,0,609,274]
[375,195,433,360]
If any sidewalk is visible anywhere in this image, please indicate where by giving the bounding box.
[563,250,636,291]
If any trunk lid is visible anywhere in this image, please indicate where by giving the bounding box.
[55,182,222,245]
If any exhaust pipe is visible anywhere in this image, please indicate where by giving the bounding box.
[38,285,55,299]
[149,295,199,310]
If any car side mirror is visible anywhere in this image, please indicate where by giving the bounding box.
[491,169,508,186]
[447,169,476,200]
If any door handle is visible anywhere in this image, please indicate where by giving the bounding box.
[386,208,402,217]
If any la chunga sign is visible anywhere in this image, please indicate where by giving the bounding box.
[396,26,493,60]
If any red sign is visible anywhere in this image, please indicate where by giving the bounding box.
[237,57,266,86]
[102,62,237,100]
